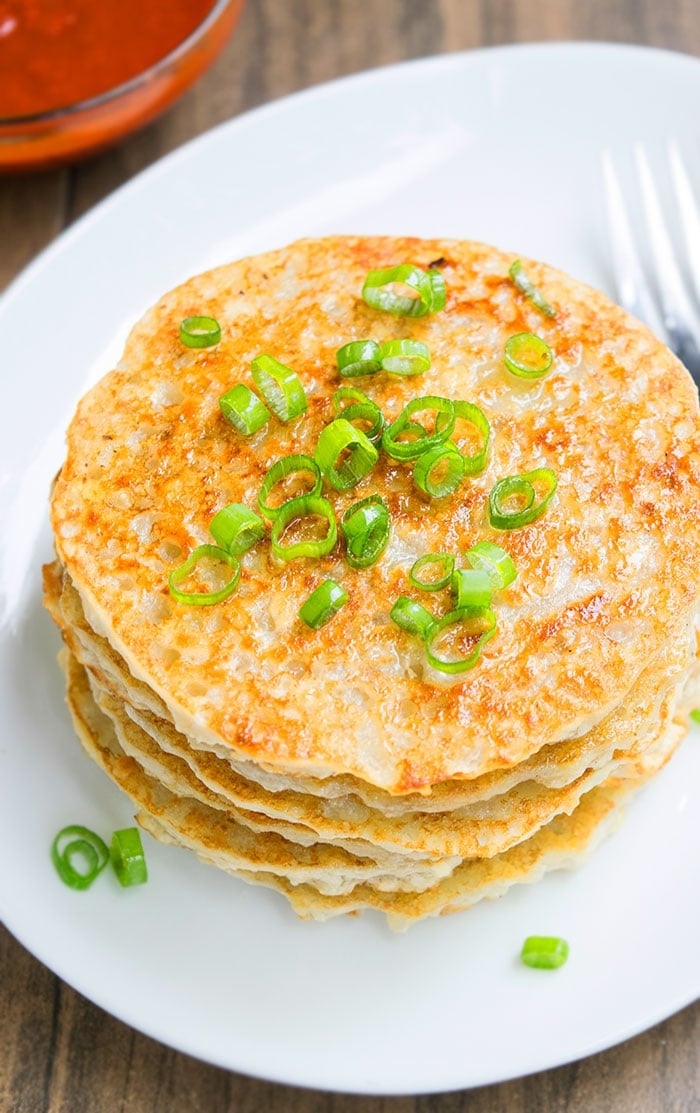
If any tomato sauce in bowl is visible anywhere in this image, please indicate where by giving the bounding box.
[0,0,244,170]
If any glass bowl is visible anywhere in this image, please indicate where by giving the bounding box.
[0,0,245,172]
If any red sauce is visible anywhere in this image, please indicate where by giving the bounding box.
[0,0,218,118]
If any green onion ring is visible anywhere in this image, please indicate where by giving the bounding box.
[382,395,455,461]
[168,544,241,605]
[111,828,148,887]
[410,552,455,591]
[332,385,373,411]
[258,455,322,520]
[379,338,431,376]
[465,541,517,589]
[251,353,308,421]
[428,269,447,311]
[179,315,222,348]
[270,495,337,560]
[690,708,700,725]
[504,332,553,379]
[451,568,493,609]
[51,826,109,891]
[425,606,497,675]
[521,936,570,970]
[336,339,382,377]
[341,495,391,568]
[361,264,434,318]
[314,418,379,491]
[488,467,558,530]
[509,260,557,318]
[299,579,349,629]
[209,503,266,556]
[414,443,465,498]
[337,400,385,444]
[219,384,270,435]
[390,596,434,639]
[451,401,491,476]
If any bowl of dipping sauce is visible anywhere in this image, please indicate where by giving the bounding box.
[0,0,244,171]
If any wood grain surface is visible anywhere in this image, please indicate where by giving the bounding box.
[1,1,699,1110]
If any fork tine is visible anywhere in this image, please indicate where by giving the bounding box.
[669,141,700,307]
[601,151,665,338]
[635,143,700,377]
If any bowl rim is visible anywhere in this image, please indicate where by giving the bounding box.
[0,0,237,128]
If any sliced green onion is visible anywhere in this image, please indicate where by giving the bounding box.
[111,827,148,888]
[521,936,570,970]
[379,339,431,376]
[210,503,266,555]
[219,384,270,435]
[465,541,518,589]
[489,468,558,530]
[509,260,557,318]
[251,353,307,421]
[51,826,109,891]
[179,315,221,348]
[314,418,379,491]
[451,401,491,476]
[258,454,322,520]
[336,339,382,378]
[168,544,241,605]
[504,333,553,379]
[382,395,455,461]
[341,495,390,568]
[270,495,337,560]
[410,552,455,591]
[451,568,493,609]
[414,443,465,498]
[428,269,447,311]
[390,597,434,639]
[425,607,497,675]
[362,264,434,318]
[299,579,349,629]
[333,386,373,411]
[690,708,700,725]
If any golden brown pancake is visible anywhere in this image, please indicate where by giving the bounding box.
[45,236,700,924]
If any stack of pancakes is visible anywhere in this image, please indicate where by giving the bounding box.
[45,237,700,929]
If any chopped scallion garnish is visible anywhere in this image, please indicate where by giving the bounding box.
[251,353,308,422]
[210,503,266,555]
[451,568,493,609]
[341,495,390,568]
[390,596,434,639]
[410,552,455,592]
[299,579,349,629]
[270,495,337,560]
[504,333,553,379]
[690,709,700,725]
[465,541,517,589]
[488,468,558,530]
[314,418,378,491]
[179,315,221,348]
[51,826,109,891]
[508,260,557,318]
[413,443,465,498]
[451,400,491,476]
[336,339,382,378]
[258,455,322,520]
[425,607,497,675]
[219,384,270,435]
[379,338,431,376]
[111,828,148,887]
[168,545,241,605]
[382,395,455,461]
[520,936,570,969]
[362,264,438,318]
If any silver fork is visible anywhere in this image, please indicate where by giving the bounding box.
[602,142,700,386]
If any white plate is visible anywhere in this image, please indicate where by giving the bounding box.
[1,43,699,1096]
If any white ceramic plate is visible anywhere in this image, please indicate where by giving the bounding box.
[1,43,699,1096]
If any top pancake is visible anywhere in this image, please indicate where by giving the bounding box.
[50,236,700,793]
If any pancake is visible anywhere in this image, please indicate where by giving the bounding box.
[45,235,700,925]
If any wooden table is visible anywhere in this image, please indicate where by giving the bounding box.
[2,2,699,1109]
